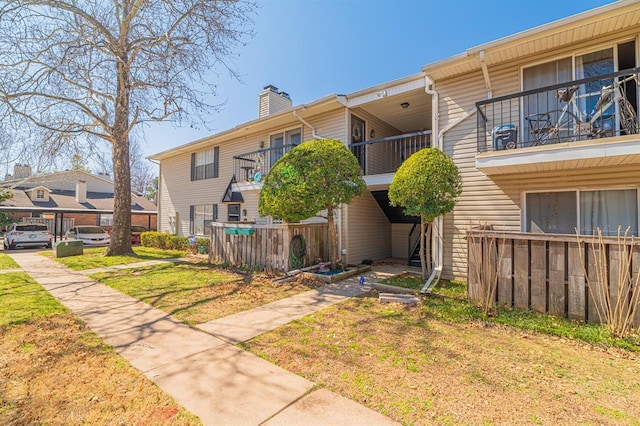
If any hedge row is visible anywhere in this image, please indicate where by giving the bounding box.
[140,231,209,252]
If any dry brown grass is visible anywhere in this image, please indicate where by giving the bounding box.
[0,314,200,425]
[244,295,640,425]
[91,263,326,325]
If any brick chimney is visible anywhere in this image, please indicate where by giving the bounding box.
[258,85,292,118]
[75,180,87,203]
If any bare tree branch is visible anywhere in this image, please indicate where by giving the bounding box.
[0,0,256,255]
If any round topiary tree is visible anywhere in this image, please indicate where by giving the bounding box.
[389,148,462,280]
[259,138,366,269]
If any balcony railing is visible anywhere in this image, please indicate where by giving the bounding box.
[233,144,297,183]
[477,67,640,153]
[349,131,431,175]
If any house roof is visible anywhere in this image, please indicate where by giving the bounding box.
[422,0,640,81]
[148,71,434,161]
[148,94,344,161]
[1,169,157,214]
[1,189,156,214]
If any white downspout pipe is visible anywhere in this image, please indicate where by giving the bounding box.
[293,109,325,140]
[479,50,493,99]
[421,75,441,295]
[421,75,478,294]
[293,108,338,261]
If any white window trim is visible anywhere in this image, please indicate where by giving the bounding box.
[522,186,640,234]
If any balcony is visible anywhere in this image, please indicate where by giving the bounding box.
[349,131,431,179]
[233,144,297,185]
[476,68,640,175]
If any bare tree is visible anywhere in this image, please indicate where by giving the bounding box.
[93,138,155,195]
[0,1,255,255]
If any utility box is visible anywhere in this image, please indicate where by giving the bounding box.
[54,240,83,258]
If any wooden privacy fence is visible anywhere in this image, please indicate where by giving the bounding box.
[467,230,640,325]
[209,222,329,272]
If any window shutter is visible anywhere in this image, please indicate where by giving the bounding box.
[213,147,219,178]
[213,204,218,222]
[189,205,194,234]
[190,153,196,181]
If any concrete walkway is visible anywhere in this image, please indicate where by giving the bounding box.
[8,252,400,425]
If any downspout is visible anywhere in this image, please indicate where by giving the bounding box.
[421,75,478,294]
[421,75,441,295]
[293,109,325,140]
[479,50,493,99]
[293,108,338,261]
[148,158,161,233]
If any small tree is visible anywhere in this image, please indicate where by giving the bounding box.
[389,148,462,280]
[259,139,365,269]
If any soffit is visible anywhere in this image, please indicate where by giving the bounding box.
[425,2,640,81]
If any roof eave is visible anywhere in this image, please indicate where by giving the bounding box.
[147,94,341,161]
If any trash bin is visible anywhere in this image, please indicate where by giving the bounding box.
[492,124,518,150]
[54,240,83,258]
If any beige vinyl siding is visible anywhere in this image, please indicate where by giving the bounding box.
[345,191,391,264]
[158,107,347,235]
[439,70,520,281]
[438,28,640,281]
[307,109,347,141]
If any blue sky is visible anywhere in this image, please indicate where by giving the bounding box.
[141,0,614,162]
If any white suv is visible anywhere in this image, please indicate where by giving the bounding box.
[3,223,52,250]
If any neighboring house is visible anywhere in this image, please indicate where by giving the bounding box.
[149,79,432,267]
[151,0,640,278]
[0,166,157,238]
[422,0,640,281]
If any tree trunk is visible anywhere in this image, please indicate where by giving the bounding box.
[419,215,427,280]
[105,54,133,256]
[327,206,338,270]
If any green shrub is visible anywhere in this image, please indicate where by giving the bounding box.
[141,231,164,248]
[140,231,189,250]
[166,235,186,250]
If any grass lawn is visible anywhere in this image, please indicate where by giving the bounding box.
[0,253,20,270]
[378,272,423,290]
[43,246,185,270]
[90,263,324,325]
[243,281,640,425]
[0,273,200,425]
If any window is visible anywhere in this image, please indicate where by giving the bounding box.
[36,189,45,199]
[270,128,301,168]
[190,204,217,235]
[99,214,114,227]
[227,204,240,222]
[522,41,637,144]
[191,147,219,181]
[525,189,638,236]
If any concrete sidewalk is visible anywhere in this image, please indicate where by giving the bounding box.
[9,252,399,425]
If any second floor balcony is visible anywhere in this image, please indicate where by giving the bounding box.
[476,68,640,175]
[233,144,297,184]
[349,131,432,177]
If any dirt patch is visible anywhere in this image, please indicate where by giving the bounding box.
[0,314,200,425]
[245,296,640,425]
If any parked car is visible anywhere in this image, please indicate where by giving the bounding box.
[65,225,110,246]
[107,225,148,244]
[3,223,52,250]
